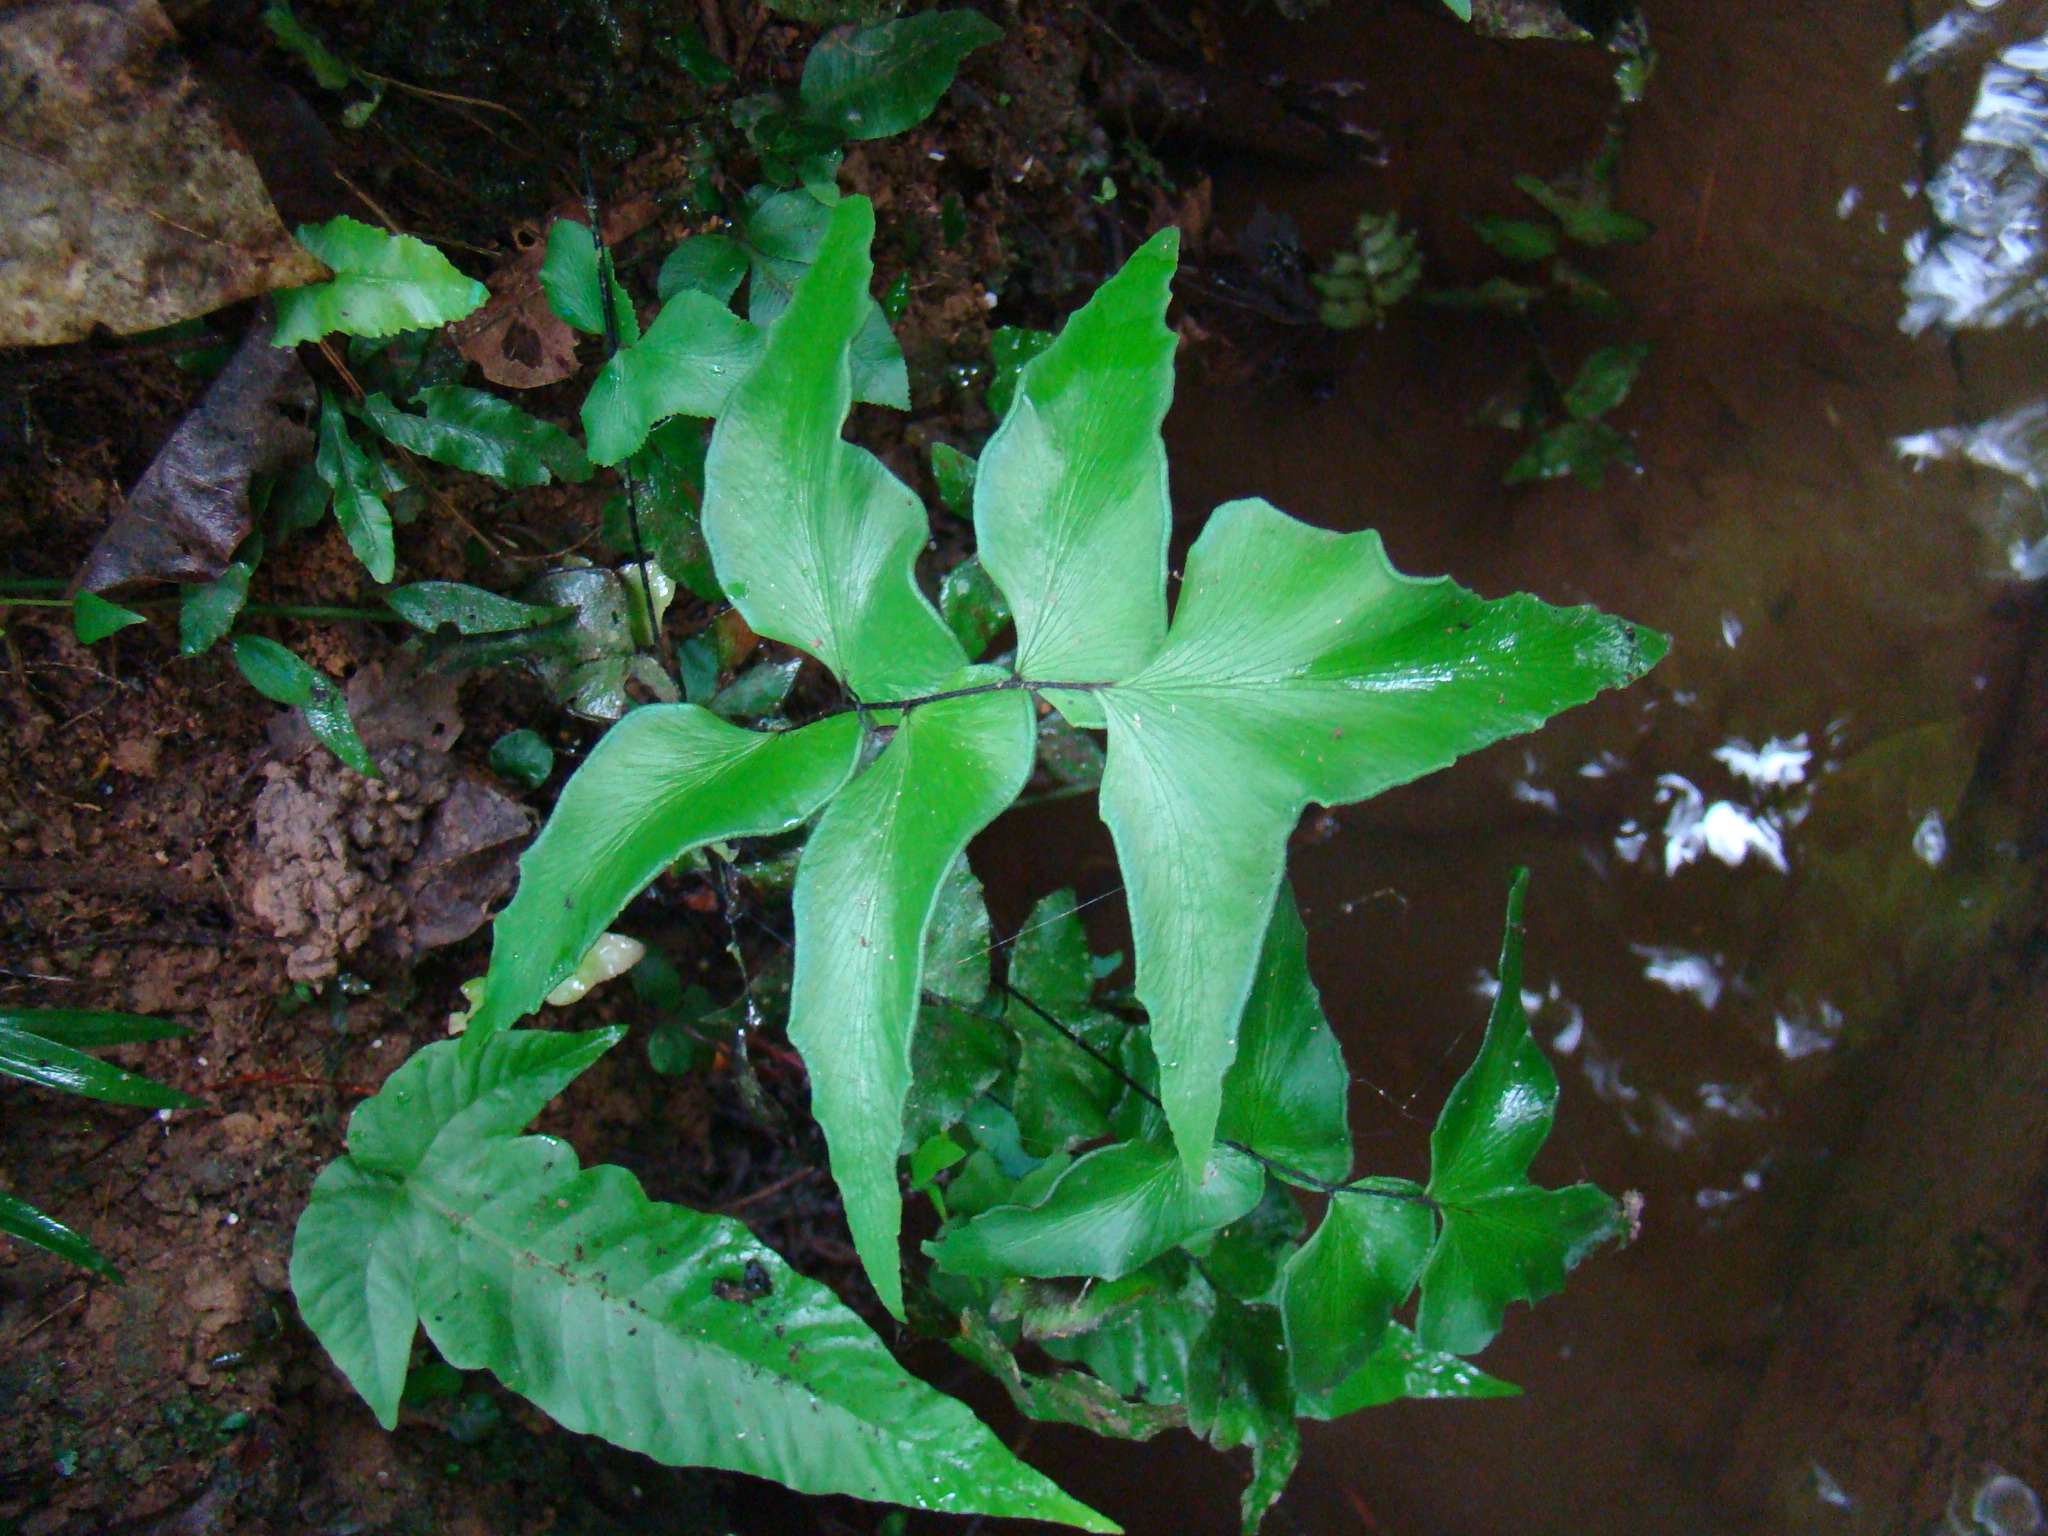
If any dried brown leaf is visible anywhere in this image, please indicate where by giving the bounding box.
[451,196,655,389]
[76,314,314,592]
[0,0,328,346]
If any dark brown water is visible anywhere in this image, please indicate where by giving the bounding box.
[985,3,2048,1532]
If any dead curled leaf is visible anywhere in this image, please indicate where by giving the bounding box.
[0,0,328,346]
[450,195,655,389]
[75,314,314,592]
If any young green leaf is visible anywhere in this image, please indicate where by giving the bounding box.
[1416,872,1622,1355]
[975,230,1176,725]
[582,293,766,466]
[658,234,749,304]
[292,1029,1113,1530]
[1562,343,1650,421]
[1097,497,1666,1176]
[1279,1183,1433,1394]
[702,195,965,697]
[1504,420,1635,488]
[740,189,832,323]
[1214,886,1351,1183]
[1469,216,1559,262]
[467,707,863,1043]
[231,635,380,777]
[0,1023,199,1108]
[0,1009,187,1047]
[1296,1323,1518,1418]
[487,728,554,789]
[930,442,978,514]
[798,11,1004,141]
[0,1190,118,1278]
[789,681,1034,1316]
[180,559,252,655]
[1513,173,1651,247]
[537,217,638,340]
[264,1,353,90]
[1005,889,1124,1152]
[926,1138,1264,1281]
[1037,1255,1215,1404]
[315,389,394,582]
[1185,1296,1300,1536]
[72,590,145,644]
[361,387,592,486]
[273,216,488,346]
[385,581,573,635]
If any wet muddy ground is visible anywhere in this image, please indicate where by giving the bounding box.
[5,0,2047,1533]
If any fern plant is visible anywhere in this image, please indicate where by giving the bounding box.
[290,194,1664,1530]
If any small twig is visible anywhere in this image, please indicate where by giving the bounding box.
[328,166,403,235]
[6,1282,92,1349]
[716,1167,821,1213]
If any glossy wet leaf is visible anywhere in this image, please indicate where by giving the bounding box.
[231,636,379,777]
[0,1022,198,1108]
[976,232,1176,723]
[1280,1182,1433,1393]
[1215,886,1351,1183]
[951,1309,1183,1441]
[361,386,591,486]
[930,442,978,513]
[1098,497,1665,1175]
[315,389,393,582]
[180,558,252,655]
[790,682,1034,1316]
[1038,1256,1215,1404]
[709,656,803,722]
[939,557,1011,660]
[488,728,554,789]
[1417,873,1622,1355]
[923,855,994,1005]
[1004,889,1125,1152]
[538,217,637,341]
[1562,343,1650,421]
[987,325,1055,419]
[702,196,965,698]
[1297,1324,1518,1418]
[0,1009,187,1047]
[602,417,718,600]
[903,1001,1014,1151]
[386,581,571,636]
[582,292,764,467]
[291,1029,1113,1530]
[0,1191,117,1277]
[1185,1296,1299,1536]
[273,216,487,346]
[1504,419,1635,488]
[468,707,862,1042]
[927,1138,1264,1281]
[1469,215,1558,262]
[658,235,748,304]
[1201,1180,1304,1302]
[72,590,144,644]
[798,11,1004,141]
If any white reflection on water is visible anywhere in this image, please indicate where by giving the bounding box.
[1712,734,1813,789]
[1774,998,1845,1060]
[1657,774,1790,875]
[1631,944,1726,1009]
[1899,28,2048,334]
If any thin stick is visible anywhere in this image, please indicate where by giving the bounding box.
[717,1167,820,1213]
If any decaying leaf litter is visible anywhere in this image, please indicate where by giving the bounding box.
[0,0,1654,1532]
